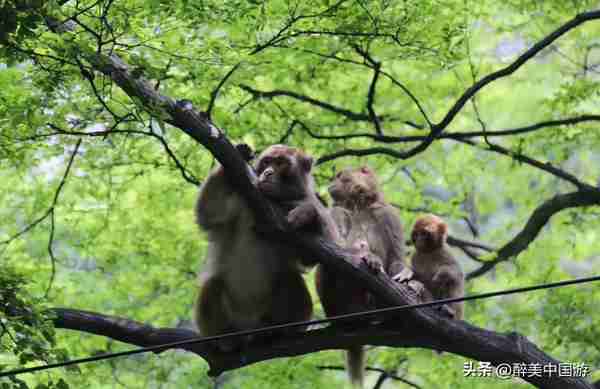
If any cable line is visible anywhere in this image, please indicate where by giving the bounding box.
[2,274,599,378]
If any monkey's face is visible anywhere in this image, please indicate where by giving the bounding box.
[256,145,313,201]
[412,215,448,252]
[329,166,378,207]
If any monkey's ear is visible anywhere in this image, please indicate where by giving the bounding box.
[299,154,313,172]
[359,166,371,174]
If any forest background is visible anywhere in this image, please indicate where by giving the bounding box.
[1,1,600,388]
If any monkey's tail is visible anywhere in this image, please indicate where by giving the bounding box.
[346,346,365,388]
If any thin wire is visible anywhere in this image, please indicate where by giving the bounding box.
[2,274,599,378]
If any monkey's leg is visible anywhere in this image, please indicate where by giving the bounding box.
[195,277,240,352]
[257,271,313,344]
[287,202,318,230]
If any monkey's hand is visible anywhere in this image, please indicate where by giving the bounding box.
[235,143,255,162]
[360,252,384,274]
[287,202,318,230]
[406,279,426,296]
[432,269,456,290]
[392,267,414,283]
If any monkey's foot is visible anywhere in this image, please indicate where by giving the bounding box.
[406,280,426,296]
[361,253,384,274]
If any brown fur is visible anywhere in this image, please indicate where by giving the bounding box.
[410,214,465,320]
[316,166,408,388]
[194,144,337,351]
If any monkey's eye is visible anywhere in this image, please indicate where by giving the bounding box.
[273,156,288,166]
[257,157,272,173]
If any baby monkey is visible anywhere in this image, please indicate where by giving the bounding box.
[408,214,465,320]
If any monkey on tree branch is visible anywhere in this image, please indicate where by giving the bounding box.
[193,143,337,351]
[40,51,595,389]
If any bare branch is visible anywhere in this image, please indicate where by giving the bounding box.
[318,366,423,389]
[1,140,82,291]
[249,0,350,54]
[296,114,600,144]
[434,10,600,134]
[455,138,589,189]
[353,45,383,135]
[41,124,200,186]
[345,10,600,162]
[317,146,414,164]
[468,188,600,279]
[447,235,495,253]
[207,63,242,119]
[238,84,375,122]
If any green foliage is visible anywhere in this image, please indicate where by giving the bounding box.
[0,266,70,389]
[0,0,599,388]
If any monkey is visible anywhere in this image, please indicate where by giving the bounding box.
[193,144,337,351]
[407,214,465,320]
[327,166,408,278]
[315,166,410,388]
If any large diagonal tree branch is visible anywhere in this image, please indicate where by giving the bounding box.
[63,51,596,388]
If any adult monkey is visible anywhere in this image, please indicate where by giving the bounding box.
[316,166,411,388]
[194,144,337,351]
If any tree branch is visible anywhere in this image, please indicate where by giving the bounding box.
[315,10,600,162]
[300,115,600,144]
[207,63,242,119]
[54,50,595,388]
[434,10,600,135]
[238,84,376,122]
[467,188,600,279]
[50,302,593,388]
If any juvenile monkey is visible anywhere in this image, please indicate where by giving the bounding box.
[316,166,409,388]
[194,144,337,351]
[409,214,465,320]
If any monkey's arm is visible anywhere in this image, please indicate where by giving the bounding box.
[432,263,464,292]
[195,166,245,230]
[374,205,406,276]
[330,206,351,244]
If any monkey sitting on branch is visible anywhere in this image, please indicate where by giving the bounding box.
[316,166,412,388]
[405,214,465,321]
[193,144,337,351]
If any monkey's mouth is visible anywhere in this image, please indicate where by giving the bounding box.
[257,180,280,197]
